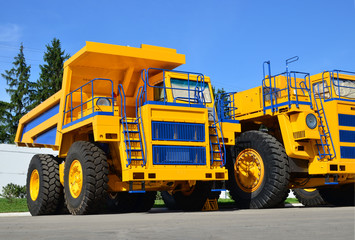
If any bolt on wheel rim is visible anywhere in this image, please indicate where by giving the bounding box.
[30,169,40,201]
[234,148,265,193]
[69,160,83,199]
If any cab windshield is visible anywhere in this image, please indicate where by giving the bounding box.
[333,78,355,99]
[170,78,212,103]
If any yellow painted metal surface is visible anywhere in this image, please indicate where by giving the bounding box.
[234,148,264,193]
[228,70,355,187]
[29,169,40,201]
[68,160,83,199]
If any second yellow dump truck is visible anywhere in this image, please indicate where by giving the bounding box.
[16,42,233,215]
[215,58,354,208]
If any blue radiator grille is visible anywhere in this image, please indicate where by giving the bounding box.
[339,114,355,127]
[153,145,206,165]
[339,130,355,143]
[340,146,355,159]
[152,122,205,142]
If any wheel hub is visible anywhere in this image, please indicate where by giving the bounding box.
[69,160,83,199]
[234,148,264,193]
[30,169,40,201]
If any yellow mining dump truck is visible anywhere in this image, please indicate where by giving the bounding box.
[215,58,355,208]
[16,42,231,215]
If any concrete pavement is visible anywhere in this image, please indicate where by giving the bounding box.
[0,207,354,240]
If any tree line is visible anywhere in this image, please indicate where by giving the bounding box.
[0,38,70,143]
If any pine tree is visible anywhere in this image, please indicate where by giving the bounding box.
[0,101,12,142]
[33,38,70,107]
[0,43,34,143]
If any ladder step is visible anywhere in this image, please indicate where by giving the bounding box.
[126,149,143,152]
[213,151,222,153]
[124,140,141,142]
[127,158,144,161]
[124,130,139,133]
[210,134,218,136]
[211,143,220,145]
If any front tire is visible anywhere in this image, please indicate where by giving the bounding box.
[26,154,63,216]
[227,130,290,209]
[64,141,108,215]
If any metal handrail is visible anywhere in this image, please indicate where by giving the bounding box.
[215,92,238,122]
[262,60,312,113]
[136,86,147,166]
[117,84,133,164]
[62,78,114,126]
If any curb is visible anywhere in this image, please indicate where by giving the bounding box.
[285,203,303,207]
[0,212,31,217]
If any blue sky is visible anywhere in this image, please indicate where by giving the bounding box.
[0,0,355,102]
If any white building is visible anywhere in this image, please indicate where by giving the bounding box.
[0,144,56,191]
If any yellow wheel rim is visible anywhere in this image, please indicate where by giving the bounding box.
[234,148,265,193]
[304,188,316,193]
[69,160,83,199]
[30,169,40,201]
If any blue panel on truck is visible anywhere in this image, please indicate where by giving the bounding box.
[339,114,355,127]
[340,146,355,159]
[153,145,206,165]
[34,127,57,145]
[152,122,205,142]
[22,104,59,135]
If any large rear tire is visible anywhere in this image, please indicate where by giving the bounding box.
[64,141,108,215]
[26,154,64,216]
[227,130,290,209]
[292,188,327,207]
[318,183,355,206]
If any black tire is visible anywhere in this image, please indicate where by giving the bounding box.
[161,191,179,210]
[133,191,157,212]
[318,183,355,206]
[107,191,157,213]
[293,188,327,207]
[64,141,109,215]
[226,130,290,209]
[173,181,212,211]
[26,154,63,216]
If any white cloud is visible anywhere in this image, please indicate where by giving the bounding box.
[0,24,21,43]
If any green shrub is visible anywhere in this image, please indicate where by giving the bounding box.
[1,183,26,202]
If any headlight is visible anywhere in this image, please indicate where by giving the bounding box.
[96,98,111,106]
[306,114,317,129]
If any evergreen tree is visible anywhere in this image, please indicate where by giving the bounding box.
[0,101,12,143]
[33,38,70,107]
[212,86,226,98]
[1,43,34,143]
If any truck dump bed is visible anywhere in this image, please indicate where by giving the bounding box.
[15,42,185,150]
